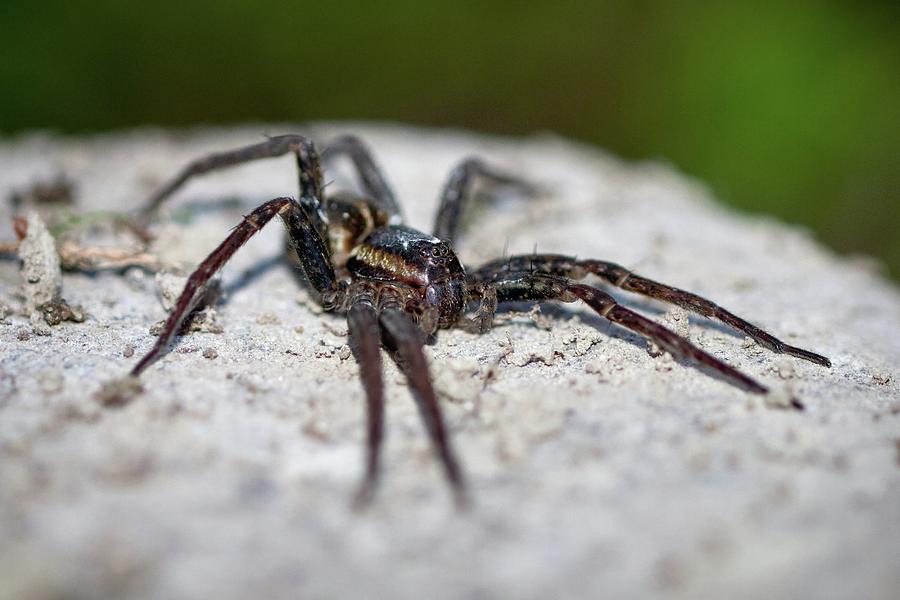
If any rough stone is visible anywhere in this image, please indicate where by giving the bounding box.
[1,124,898,600]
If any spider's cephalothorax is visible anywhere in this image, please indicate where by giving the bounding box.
[129,134,831,507]
[346,226,467,333]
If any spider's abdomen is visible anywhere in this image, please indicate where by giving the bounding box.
[347,225,467,328]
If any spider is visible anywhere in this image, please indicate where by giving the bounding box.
[127,134,831,507]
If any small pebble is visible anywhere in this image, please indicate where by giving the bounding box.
[256,312,279,325]
[203,347,218,360]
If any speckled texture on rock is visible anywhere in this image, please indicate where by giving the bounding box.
[1,124,899,600]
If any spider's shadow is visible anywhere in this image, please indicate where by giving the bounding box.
[223,252,288,298]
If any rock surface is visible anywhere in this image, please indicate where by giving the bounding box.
[1,124,898,600]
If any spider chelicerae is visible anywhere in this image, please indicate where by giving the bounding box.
[128,134,831,507]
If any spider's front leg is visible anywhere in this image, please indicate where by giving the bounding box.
[346,292,386,508]
[379,303,468,507]
[475,255,831,367]
[347,283,468,508]
[467,271,769,394]
[131,137,336,375]
[131,189,342,375]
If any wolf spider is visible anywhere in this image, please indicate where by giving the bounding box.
[128,134,831,507]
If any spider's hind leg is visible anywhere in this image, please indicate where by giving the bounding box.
[434,157,540,244]
[475,254,831,368]
[474,270,769,395]
[322,134,402,223]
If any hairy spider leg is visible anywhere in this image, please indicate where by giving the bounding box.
[470,271,769,394]
[433,157,539,244]
[346,298,386,508]
[321,135,402,223]
[131,197,341,376]
[379,306,469,507]
[475,255,831,367]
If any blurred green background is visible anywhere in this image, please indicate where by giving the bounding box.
[2,1,898,277]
